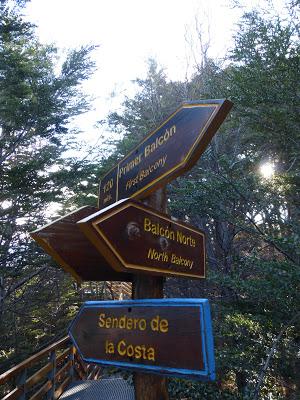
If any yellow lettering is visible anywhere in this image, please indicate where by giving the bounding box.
[105,340,115,354]
[133,318,139,330]
[151,315,159,332]
[160,319,169,333]
[103,193,112,204]
[176,230,196,247]
[138,319,147,331]
[147,347,155,361]
[150,315,169,333]
[126,318,133,330]
[119,155,142,178]
[98,313,148,332]
[147,248,169,263]
[116,339,155,361]
[164,129,170,141]
[171,253,194,269]
[98,313,105,328]
[112,317,119,329]
[144,145,150,157]
[144,218,176,242]
[144,218,151,232]
[141,345,147,359]
[144,125,176,158]
[117,340,126,356]
[127,344,134,357]
[103,178,113,193]
[119,316,126,329]
[135,346,142,359]
[116,340,155,361]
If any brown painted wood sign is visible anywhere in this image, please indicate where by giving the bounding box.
[78,198,205,279]
[30,206,131,282]
[99,99,233,209]
[69,299,215,381]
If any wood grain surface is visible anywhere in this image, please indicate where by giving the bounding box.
[78,199,206,279]
[30,206,132,282]
[98,99,233,208]
[70,304,204,372]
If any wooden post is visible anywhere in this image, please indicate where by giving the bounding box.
[69,346,75,382]
[132,188,169,400]
[15,369,27,400]
[46,350,56,400]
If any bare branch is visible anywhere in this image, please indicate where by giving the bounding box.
[1,266,48,302]
[253,312,300,400]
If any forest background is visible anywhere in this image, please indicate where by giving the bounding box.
[0,0,299,399]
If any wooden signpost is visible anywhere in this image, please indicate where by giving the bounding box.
[31,98,233,400]
[99,99,233,209]
[69,299,215,381]
[78,198,206,279]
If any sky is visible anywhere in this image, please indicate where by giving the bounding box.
[23,0,288,146]
[23,0,242,143]
[24,0,239,82]
[21,0,284,215]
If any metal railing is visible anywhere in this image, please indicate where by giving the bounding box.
[0,336,101,400]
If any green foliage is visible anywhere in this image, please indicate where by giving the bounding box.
[0,1,299,399]
[168,378,244,400]
[106,59,187,155]
[228,10,300,167]
[0,0,100,369]
[103,5,299,399]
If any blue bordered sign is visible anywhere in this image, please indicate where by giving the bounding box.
[69,298,215,381]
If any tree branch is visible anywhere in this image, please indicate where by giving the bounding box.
[253,312,300,400]
[1,266,48,302]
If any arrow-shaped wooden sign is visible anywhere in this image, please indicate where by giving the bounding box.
[30,206,131,282]
[99,99,233,209]
[69,299,215,381]
[78,198,206,279]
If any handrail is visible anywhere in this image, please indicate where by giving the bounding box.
[0,336,101,400]
[0,337,69,385]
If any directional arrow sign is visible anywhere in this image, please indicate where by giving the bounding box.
[78,198,205,279]
[99,99,233,208]
[69,299,215,381]
[30,206,131,282]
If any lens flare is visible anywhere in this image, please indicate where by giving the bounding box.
[259,162,275,179]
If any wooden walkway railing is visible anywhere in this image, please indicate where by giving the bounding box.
[0,336,101,400]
